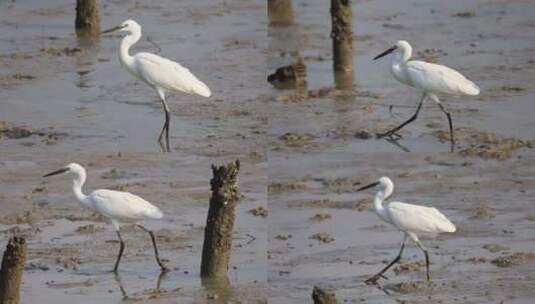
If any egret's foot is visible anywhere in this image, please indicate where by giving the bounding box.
[365,274,387,285]
[160,265,170,273]
[377,130,402,141]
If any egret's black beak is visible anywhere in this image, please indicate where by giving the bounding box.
[373,46,397,60]
[101,25,124,35]
[43,167,69,178]
[357,181,380,192]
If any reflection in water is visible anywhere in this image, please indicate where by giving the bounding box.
[74,35,100,90]
[200,276,234,303]
[113,271,169,300]
[267,0,294,26]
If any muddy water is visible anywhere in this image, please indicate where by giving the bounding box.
[1,0,535,303]
[1,0,267,303]
[266,0,535,303]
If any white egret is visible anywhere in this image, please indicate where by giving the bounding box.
[356,176,456,284]
[44,163,168,273]
[374,40,480,150]
[102,19,211,151]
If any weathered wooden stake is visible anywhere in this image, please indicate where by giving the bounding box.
[75,0,101,37]
[331,0,354,89]
[312,286,337,304]
[0,237,27,304]
[200,160,240,278]
[267,0,294,26]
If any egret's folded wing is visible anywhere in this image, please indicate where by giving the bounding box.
[91,189,163,221]
[134,52,211,97]
[387,201,456,234]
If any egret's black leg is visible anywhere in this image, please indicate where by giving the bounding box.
[416,241,431,281]
[137,225,168,272]
[158,99,171,152]
[436,102,454,152]
[377,93,426,139]
[113,230,125,273]
[366,235,407,285]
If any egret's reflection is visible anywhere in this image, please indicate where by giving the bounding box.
[113,271,169,300]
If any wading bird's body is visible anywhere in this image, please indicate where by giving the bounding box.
[44,163,168,273]
[374,40,480,150]
[357,177,456,284]
[102,19,211,151]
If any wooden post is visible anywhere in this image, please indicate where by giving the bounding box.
[200,160,240,278]
[0,237,27,304]
[331,0,354,90]
[312,286,337,304]
[75,0,101,37]
[268,0,294,26]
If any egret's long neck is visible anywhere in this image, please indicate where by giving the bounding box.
[392,46,412,65]
[373,183,394,219]
[72,170,91,208]
[119,31,140,70]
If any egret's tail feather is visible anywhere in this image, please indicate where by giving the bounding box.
[195,81,211,98]
[439,219,456,233]
[147,206,164,219]
[461,80,480,96]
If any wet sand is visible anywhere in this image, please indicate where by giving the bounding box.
[1,0,267,303]
[1,0,535,303]
[267,0,535,303]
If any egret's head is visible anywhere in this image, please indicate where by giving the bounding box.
[356,176,393,192]
[373,40,412,60]
[101,19,141,35]
[43,163,84,177]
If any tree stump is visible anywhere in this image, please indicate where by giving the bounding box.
[312,286,337,304]
[75,0,101,37]
[200,160,240,277]
[0,237,27,304]
[268,0,294,26]
[331,0,354,89]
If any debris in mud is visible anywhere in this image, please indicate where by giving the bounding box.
[32,186,47,193]
[383,23,406,30]
[310,232,335,244]
[75,224,103,234]
[279,132,313,147]
[268,181,307,193]
[276,234,292,241]
[45,279,94,288]
[467,256,487,264]
[267,58,307,90]
[0,74,36,86]
[25,261,50,271]
[526,214,535,221]
[491,252,535,268]
[393,261,425,275]
[310,213,332,222]
[249,206,268,217]
[482,244,509,253]
[389,281,428,294]
[355,199,371,212]
[457,132,535,160]
[471,203,495,219]
[453,11,475,18]
[55,256,82,270]
[40,47,83,56]
[100,168,126,179]
[501,86,525,92]
[320,177,359,193]
[416,48,448,63]
[0,123,33,139]
[275,86,357,102]
[354,130,373,140]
